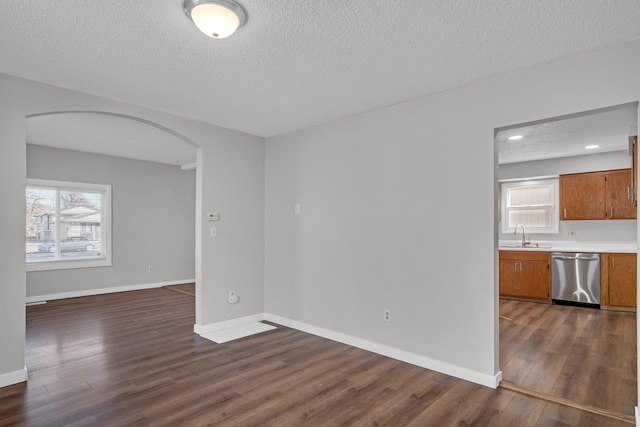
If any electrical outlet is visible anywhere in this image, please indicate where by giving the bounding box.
[227,290,239,304]
[148,266,153,273]
[384,309,391,321]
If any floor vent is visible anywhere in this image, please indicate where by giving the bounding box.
[201,322,276,344]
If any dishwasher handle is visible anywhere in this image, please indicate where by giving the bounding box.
[552,253,600,261]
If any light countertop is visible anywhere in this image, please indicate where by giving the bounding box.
[498,240,637,254]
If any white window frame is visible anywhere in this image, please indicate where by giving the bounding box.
[500,176,559,235]
[26,179,112,272]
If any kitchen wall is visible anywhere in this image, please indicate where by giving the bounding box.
[265,39,640,387]
[499,149,631,179]
[26,144,196,298]
[499,150,636,242]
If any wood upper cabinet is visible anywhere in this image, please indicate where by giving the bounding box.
[560,169,636,220]
[601,253,637,309]
[607,169,636,219]
[499,251,550,301]
[560,171,606,220]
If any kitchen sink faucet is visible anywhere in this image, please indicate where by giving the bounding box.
[514,224,530,247]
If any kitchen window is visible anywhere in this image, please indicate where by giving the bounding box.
[26,179,112,271]
[500,177,559,234]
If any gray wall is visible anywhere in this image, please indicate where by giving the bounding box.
[2,40,640,396]
[499,150,631,179]
[0,81,27,386]
[0,74,265,386]
[26,144,196,297]
[499,150,636,242]
[264,39,640,384]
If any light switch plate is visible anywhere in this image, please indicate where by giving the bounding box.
[207,212,220,221]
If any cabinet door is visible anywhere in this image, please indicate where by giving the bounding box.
[518,259,550,300]
[606,169,636,219]
[608,254,637,308]
[560,172,606,220]
[499,258,519,297]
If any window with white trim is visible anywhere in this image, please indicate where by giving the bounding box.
[26,179,112,271]
[500,177,559,234]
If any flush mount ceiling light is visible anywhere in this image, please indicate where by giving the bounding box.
[585,144,600,149]
[183,0,247,39]
[508,135,524,141]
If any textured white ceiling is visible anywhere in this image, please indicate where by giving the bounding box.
[27,113,196,166]
[496,104,638,164]
[2,1,640,141]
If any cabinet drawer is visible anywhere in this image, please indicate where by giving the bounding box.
[499,251,550,262]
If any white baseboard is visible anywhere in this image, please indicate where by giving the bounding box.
[26,278,195,303]
[0,366,28,388]
[264,313,501,389]
[194,313,266,335]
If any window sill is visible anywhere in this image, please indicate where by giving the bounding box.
[26,256,112,272]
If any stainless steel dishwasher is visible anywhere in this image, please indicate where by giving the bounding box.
[551,252,600,308]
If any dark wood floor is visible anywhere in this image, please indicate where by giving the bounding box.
[500,299,637,418]
[0,289,633,426]
[163,282,196,297]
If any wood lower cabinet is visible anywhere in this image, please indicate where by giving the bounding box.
[560,169,636,220]
[601,253,637,310]
[499,251,551,302]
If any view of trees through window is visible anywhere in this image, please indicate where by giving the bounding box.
[26,183,104,263]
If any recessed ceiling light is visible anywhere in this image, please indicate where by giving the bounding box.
[508,135,523,141]
[585,145,600,149]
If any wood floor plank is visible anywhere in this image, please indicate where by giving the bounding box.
[502,355,536,384]
[0,288,635,426]
[521,351,569,394]
[492,392,547,426]
[500,299,637,417]
[406,380,494,426]
[163,282,196,296]
[550,365,591,403]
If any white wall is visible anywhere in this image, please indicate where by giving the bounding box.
[26,144,196,298]
[499,150,636,243]
[0,74,265,387]
[499,150,631,179]
[264,39,640,387]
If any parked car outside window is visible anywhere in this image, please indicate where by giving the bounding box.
[38,236,99,253]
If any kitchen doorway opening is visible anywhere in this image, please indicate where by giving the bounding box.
[495,102,639,419]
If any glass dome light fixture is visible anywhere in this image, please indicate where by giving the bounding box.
[183,0,247,39]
